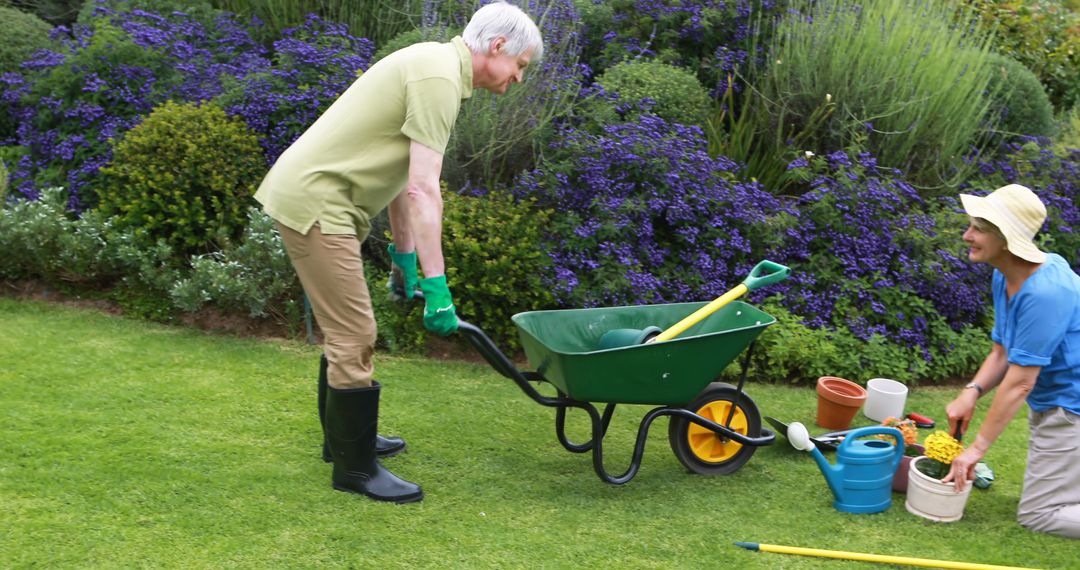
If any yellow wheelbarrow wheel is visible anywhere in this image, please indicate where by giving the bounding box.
[668,382,762,475]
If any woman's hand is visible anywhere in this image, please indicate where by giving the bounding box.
[942,443,986,492]
[945,390,978,438]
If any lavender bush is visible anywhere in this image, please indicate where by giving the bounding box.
[575,0,783,94]
[511,113,791,308]
[971,138,1080,268]
[776,150,992,359]
[1,0,269,209]
[215,14,374,165]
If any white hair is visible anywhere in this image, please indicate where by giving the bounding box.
[462,1,544,60]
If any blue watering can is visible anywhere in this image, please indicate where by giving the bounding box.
[787,423,904,514]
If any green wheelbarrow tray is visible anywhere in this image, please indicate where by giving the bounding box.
[512,300,776,405]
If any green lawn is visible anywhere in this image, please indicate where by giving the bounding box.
[1,298,1076,569]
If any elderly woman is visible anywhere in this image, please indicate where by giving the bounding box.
[945,183,1080,539]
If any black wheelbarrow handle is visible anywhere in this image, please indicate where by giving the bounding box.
[455,319,522,382]
[403,288,521,381]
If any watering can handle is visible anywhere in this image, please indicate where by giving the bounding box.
[837,426,906,471]
[742,260,790,291]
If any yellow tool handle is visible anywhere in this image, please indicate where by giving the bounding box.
[749,542,1039,570]
[650,283,748,343]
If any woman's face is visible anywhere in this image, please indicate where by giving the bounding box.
[962,220,1007,264]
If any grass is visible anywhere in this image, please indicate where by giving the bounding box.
[1,297,1077,568]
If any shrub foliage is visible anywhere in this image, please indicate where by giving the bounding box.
[983,53,1057,143]
[0,6,54,75]
[514,114,789,308]
[732,0,999,192]
[442,188,556,350]
[96,101,264,256]
[595,60,712,126]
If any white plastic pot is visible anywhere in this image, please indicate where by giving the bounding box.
[863,377,908,422]
[905,456,973,522]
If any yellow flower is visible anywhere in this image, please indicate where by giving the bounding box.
[924,431,964,465]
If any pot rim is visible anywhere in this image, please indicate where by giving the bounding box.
[909,456,973,493]
[817,376,868,407]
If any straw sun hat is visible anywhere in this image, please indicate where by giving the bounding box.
[960,184,1047,263]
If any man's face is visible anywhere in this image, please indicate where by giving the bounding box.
[480,42,534,95]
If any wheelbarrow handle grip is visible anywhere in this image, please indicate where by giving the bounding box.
[741,260,790,291]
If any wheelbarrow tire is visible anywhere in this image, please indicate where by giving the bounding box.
[668,382,762,475]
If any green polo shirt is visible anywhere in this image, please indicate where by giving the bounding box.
[255,36,474,239]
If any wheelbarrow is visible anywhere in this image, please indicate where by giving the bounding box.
[450,268,785,485]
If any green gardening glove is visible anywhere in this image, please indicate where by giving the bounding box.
[387,243,418,300]
[419,275,458,336]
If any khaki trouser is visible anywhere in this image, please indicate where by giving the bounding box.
[277,222,376,389]
[1018,407,1080,539]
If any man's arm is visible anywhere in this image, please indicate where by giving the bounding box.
[404,140,446,277]
[387,193,415,253]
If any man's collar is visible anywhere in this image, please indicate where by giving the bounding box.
[451,36,473,100]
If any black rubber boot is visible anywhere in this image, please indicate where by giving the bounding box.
[324,382,423,504]
[319,354,405,461]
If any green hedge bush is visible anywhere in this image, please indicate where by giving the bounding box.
[0,159,8,202]
[96,100,264,256]
[984,53,1056,142]
[595,60,712,126]
[442,189,556,351]
[0,5,54,74]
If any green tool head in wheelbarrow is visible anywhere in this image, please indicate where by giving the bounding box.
[512,301,775,405]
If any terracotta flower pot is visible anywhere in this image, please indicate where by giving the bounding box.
[904,456,973,522]
[892,444,925,493]
[816,376,867,430]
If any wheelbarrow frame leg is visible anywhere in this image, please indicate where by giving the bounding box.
[456,321,773,485]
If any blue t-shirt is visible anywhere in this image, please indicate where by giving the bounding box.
[991,253,1080,415]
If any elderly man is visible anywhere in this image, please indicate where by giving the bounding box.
[255,1,543,504]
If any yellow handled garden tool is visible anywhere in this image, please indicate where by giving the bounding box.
[597,260,790,350]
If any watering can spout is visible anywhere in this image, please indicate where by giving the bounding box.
[809,447,846,501]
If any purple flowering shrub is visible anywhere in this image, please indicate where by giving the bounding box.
[576,0,783,93]
[970,138,1080,268]
[776,150,991,358]
[215,15,374,165]
[0,1,268,209]
[512,114,791,308]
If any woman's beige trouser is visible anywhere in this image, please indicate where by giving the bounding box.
[1018,407,1080,539]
